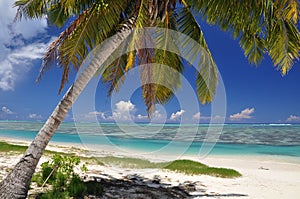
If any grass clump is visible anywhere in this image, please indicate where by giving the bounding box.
[96,156,169,169]
[0,141,71,157]
[0,141,27,153]
[165,159,241,178]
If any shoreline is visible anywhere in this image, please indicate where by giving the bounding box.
[1,136,300,164]
[1,137,300,198]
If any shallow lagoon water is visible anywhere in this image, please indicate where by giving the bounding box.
[0,121,300,158]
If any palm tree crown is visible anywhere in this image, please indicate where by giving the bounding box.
[15,0,299,114]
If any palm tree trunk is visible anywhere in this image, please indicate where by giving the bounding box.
[0,28,132,199]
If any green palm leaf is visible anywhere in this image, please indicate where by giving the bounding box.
[14,0,94,21]
[45,1,126,92]
[138,6,184,115]
[186,0,299,75]
[152,10,184,106]
[101,53,129,96]
[268,19,300,74]
[14,0,49,20]
[175,6,217,104]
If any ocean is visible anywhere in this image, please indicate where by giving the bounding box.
[0,121,300,160]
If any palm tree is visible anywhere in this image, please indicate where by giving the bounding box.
[0,0,299,198]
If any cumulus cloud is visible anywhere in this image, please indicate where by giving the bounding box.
[229,108,254,121]
[73,101,136,122]
[0,42,50,91]
[136,114,148,120]
[192,112,225,123]
[112,100,136,121]
[1,106,14,114]
[192,112,201,120]
[72,111,107,122]
[136,109,166,123]
[170,110,185,121]
[286,115,300,123]
[88,111,107,120]
[0,0,49,91]
[212,115,226,122]
[153,110,165,119]
[28,113,42,120]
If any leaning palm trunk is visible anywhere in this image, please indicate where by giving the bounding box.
[0,28,132,199]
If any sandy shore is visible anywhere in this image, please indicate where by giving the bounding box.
[1,137,300,198]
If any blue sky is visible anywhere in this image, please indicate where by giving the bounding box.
[0,0,300,124]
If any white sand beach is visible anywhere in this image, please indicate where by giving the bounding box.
[0,138,300,198]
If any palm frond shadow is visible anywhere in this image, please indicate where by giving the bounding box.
[88,174,248,198]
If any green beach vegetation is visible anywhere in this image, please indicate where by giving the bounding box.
[0,1,299,197]
[0,141,240,179]
[165,159,241,178]
[0,141,27,153]
[0,141,76,156]
[31,154,102,199]
[2,143,241,197]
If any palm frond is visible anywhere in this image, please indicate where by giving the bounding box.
[268,19,300,74]
[47,3,70,27]
[14,0,49,20]
[46,0,96,27]
[152,10,184,105]
[38,7,82,82]
[186,0,299,75]
[101,53,128,96]
[14,0,94,21]
[133,0,156,115]
[139,9,185,116]
[98,16,138,97]
[282,0,299,24]
[38,3,96,89]
[125,51,135,72]
[267,0,300,74]
[139,46,156,115]
[175,5,217,104]
[239,26,266,65]
[196,57,218,105]
[40,0,127,92]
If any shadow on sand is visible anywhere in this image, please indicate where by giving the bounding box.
[88,173,248,199]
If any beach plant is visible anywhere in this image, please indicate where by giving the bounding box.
[39,154,81,186]
[0,0,299,198]
[33,154,89,198]
[165,159,241,178]
[0,141,27,153]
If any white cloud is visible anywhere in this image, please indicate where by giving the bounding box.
[229,108,255,121]
[137,114,148,120]
[192,112,225,123]
[286,115,300,122]
[170,110,185,121]
[112,100,136,121]
[28,113,42,120]
[136,108,166,123]
[192,112,201,120]
[88,111,106,119]
[1,106,14,114]
[0,0,49,91]
[152,110,164,119]
[0,42,50,91]
[73,101,136,122]
[73,111,108,122]
[213,115,225,121]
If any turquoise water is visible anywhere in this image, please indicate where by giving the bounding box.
[0,121,300,158]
